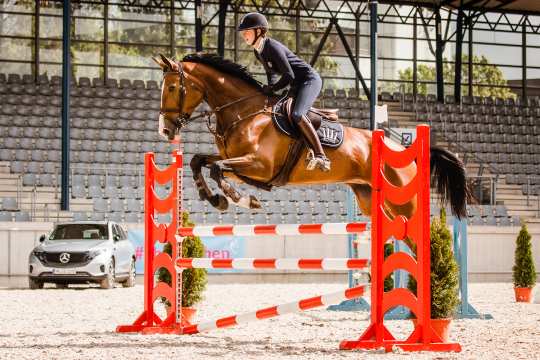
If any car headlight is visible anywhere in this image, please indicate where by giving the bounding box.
[33,250,46,262]
[86,249,106,261]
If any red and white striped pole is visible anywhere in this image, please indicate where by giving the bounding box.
[182,285,368,335]
[177,258,370,271]
[177,222,367,237]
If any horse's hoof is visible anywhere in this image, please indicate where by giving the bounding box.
[210,194,229,212]
[249,195,262,209]
[198,189,207,201]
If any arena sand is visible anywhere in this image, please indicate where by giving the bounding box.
[0,282,539,359]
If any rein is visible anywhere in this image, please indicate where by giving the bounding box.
[204,94,270,142]
[161,61,273,144]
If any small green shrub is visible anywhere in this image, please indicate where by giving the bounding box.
[158,211,207,307]
[512,223,536,288]
[407,209,459,319]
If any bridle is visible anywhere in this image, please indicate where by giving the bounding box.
[160,61,192,129]
[159,61,267,137]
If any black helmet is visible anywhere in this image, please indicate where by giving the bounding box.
[237,12,268,31]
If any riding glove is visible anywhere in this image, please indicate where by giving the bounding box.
[262,84,274,96]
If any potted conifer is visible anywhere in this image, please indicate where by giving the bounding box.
[512,223,536,303]
[408,208,459,342]
[384,243,394,292]
[158,211,207,323]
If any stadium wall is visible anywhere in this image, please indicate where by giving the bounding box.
[0,222,538,282]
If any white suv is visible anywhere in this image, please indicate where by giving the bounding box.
[28,221,136,289]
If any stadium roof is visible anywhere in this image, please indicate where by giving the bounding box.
[391,0,540,15]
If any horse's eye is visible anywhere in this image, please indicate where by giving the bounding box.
[168,85,175,92]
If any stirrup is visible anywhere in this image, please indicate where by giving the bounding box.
[306,150,331,172]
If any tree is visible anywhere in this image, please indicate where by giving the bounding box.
[398,55,515,99]
[104,1,339,81]
[398,64,436,97]
[512,223,537,289]
[158,211,207,308]
[407,209,459,319]
[1,1,340,83]
[383,242,394,292]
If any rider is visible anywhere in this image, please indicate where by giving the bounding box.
[237,12,331,172]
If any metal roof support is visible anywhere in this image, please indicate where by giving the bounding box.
[217,0,228,57]
[467,16,473,97]
[233,10,239,62]
[104,0,109,82]
[522,18,527,104]
[435,8,444,103]
[454,4,465,104]
[369,0,378,131]
[169,0,176,57]
[61,0,71,211]
[413,10,418,99]
[355,14,360,96]
[34,0,40,82]
[195,0,203,52]
[296,6,301,54]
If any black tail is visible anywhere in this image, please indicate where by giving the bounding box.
[430,147,471,219]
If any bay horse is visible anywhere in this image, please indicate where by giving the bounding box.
[152,53,469,225]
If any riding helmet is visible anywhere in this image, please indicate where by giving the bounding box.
[237,12,268,31]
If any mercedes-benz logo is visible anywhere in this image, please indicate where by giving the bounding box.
[59,253,70,264]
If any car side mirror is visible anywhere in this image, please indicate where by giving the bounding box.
[114,234,121,242]
[39,234,46,243]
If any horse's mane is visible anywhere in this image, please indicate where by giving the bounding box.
[182,53,263,90]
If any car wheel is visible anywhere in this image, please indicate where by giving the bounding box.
[56,283,69,289]
[121,259,136,288]
[100,259,115,289]
[29,277,44,289]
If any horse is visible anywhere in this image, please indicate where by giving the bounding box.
[152,53,469,227]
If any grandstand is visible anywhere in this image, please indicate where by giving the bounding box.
[0,0,539,228]
[0,72,355,224]
[0,72,537,227]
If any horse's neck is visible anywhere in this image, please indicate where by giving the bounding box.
[203,78,258,111]
[199,72,264,129]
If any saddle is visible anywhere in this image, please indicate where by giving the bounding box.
[272,97,344,148]
[238,95,345,190]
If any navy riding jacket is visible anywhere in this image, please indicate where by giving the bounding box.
[254,37,317,91]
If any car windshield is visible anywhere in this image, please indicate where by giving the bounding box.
[49,224,108,240]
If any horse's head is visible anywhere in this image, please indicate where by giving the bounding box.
[152,54,206,141]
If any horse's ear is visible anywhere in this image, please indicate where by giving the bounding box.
[160,54,173,70]
[152,56,167,70]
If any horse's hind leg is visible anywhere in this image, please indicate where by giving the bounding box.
[209,157,262,210]
[189,154,229,211]
[348,183,372,217]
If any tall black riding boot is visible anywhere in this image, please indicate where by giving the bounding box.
[297,116,331,172]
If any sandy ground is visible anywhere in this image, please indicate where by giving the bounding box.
[0,282,539,360]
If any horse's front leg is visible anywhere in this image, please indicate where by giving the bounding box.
[209,156,262,210]
[189,153,229,211]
